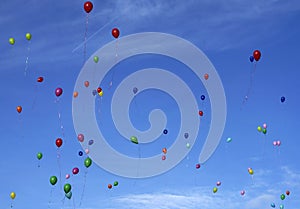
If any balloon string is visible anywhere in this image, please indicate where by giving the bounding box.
[83,14,89,65]
[57,148,62,190]
[48,188,53,209]
[109,39,119,89]
[242,62,257,106]
[24,41,31,76]
[79,169,88,207]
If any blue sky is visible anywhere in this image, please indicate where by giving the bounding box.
[1,0,300,209]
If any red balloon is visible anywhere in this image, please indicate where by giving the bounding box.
[37,77,44,82]
[55,87,63,97]
[72,167,79,175]
[84,1,93,13]
[286,190,290,196]
[198,110,203,116]
[108,184,112,189]
[253,50,261,61]
[112,28,120,39]
[56,138,63,148]
[97,87,102,93]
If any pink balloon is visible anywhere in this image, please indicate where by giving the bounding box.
[66,174,70,179]
[72,167,79,175]
[55,87,63,97]
[273,141,277,146]
[85,148,89,154]
[216,181,221,186]
[195,164,200,169]
[277,140,281,146]
[240,190,245,195]
[263,123,267,129]
[77,133,84,142]
[162,155,166,160]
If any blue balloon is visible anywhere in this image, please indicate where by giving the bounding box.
[281,96,285,103]
[201,95,205,100]
[92,90,97,96]
[78,151,83,156]
[270,203,275,208]
[249,55,254,62]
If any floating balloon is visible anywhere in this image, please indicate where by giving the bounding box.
[213,187,218,193]
[279,204,284,209]
[37,152,43,160]
[108,184,112,189]
[130,136,138,144]
[216,181,221,186]
[16,106,22,113]
[162,147,167,154]
[37,76,44,82]
[55,87,63,97]
[85,148,89,154]
[10,192,16,199]
[186,143,190,148]
[204,73,209,80]
[73,91,78,98]
[280,194,285,200]
[257,126,262,132]
[50,176,58,185]
[286,190,290,196]
[98,91,103,97]
[9,38,15,45]
[163,129,168,134]
[277,140,281,146]
[263,123,267,129]
[84,81,89,87]
[240,190,245,196]
[281,96,285,103]
[112,28,120,39]
[262,128,267,134]
[133,87,138,94]
[248,168,254,175]
[270,203,275,208]
[184,133,189,139]
[83,1,93,13]
[97,87,102,93]
[253,50,261,61]
[92,90,97,96]
[273,141,277,146]
[65,191,72,199]
[195,163,200,169]
[72,167,79,175]
[84,157,92,168]
[200,95,205,100]
[113,181,118,186]
[25,33,32,41]
[64,183,71,194]
[93,56,99,63]
[162,155,166,160]
[66,174,70,179]
[77,133,84,142]
[55,138,63,148]
[78,151,83,156]
[226,137,232,143]
[249,55,254,62]
[198,110,203,116]
[88,139,94,145]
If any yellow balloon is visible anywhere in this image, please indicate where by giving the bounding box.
[257,126,262,132]
[10,192,16,199]
[248,169,254,175]
[98,91,103,97]
[213,187,218,193]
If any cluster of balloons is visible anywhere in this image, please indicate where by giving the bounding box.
[213,181,221,193]
[249,50,261,62]
[257,123,267,135]
[8,33,31,45]
[273,140,281,146]
[108,181,119,189]
[162,147,167,160]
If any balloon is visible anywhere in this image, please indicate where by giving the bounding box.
[10,192,16,199]
[50,176,58,185]
[55,87,63,97]
[108,184,112,189]
[114,181,118,186]
[37,152,43,160]
[73,91,78,98]
[249,55,254,62]
[286,190,290,196]
[204,73,209,80]
[277,140,281,146]
[279,204,284,209]
[66,174,70,179]
[280,194,285,200]
[64,183,71,194]
[65,191,72,199]
[226,137,232,143]
[77,133,84,142]
[248,168,254,175]
[133,87,138,94]
[9,38,15,45]
[92,90,97,96]
[88,139,94,145]
[186,143,190,148]
[55,138,63,148]
[93,56,99,63]
[253,50,261,61]
[98,91,103,97]
[273,141,277,146]
[84,157,92,168]
[262,128,267,134]
[37,77,44,82]
[130,136,138,144]
[84,1,93,13]
[200,95,205,100]
[281,96,285,103]
[195,163,200,169]
[184,133,189,139]
[97,87,102,93]
[240,190,245,196]
[162,147,167,154]
[162,155,166,160]
[78,151,83,156]
[257,126,262,132]
[85,148,89,154]
[216,181,221,186]
[263,123,267,129]
[270,203,275,208]
[25,33,32,40]
[72,167,79,175]
[84,81,89,87]
[213,187,218,193]
[112,28,120,39]
[16,106,22,113]
[198,110,203,116]
[163,129,168,134]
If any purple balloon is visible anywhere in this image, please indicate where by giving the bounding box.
[72,167,79,175]
[88,139,94,145]
[55,87,63,97]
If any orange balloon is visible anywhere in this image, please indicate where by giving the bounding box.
[162,147,167,154]
[204,73,209,80]
[84,81,89,87]
[73,91,78,98]
[16,106,22,113]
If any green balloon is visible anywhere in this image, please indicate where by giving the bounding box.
[262,128,267,134]
[113,181,118,186]
[50,176,57,185]
[130,136,138,144]
[9,38,15,45]
[25,33,32,40]
[93,56,99,63]
[37,152,43,160]
[64,183,71,194]
[280,194,285,200]
[84,157,92,168]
